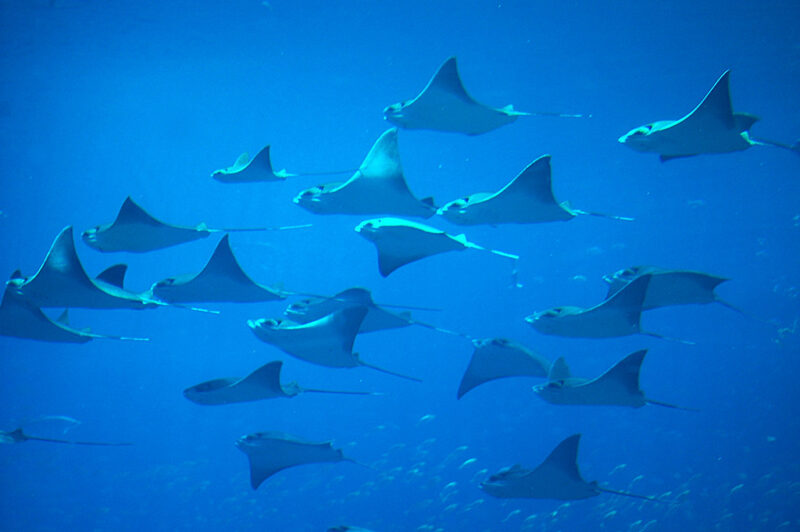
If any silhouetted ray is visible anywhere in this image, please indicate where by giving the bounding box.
[328,527,377,532]
[384,57,584,135]
[183,360,374,405]
[603,265,745,314]
[481,434,658,501]
[294,129,436,218]
[212,145,355,183]
[212,146,292,182]
[0,285,146,343]
[524,275,685,340]
[619,70,800,160]
[284,287,468,338]
[285,288,412,333]
[8,227,163,310]
[355,217,518,277]
[458,338,550,399]
[82,197,310,253]
[0,427,131,446]
[236,431,353,489]
[533,350,693,410]
[438,155,632,225]
[150,234,284,303]
[248,306,421,382]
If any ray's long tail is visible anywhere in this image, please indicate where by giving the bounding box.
[301,388,379,396]
[596,486,659,502]
[23,435,132,447]
[358,360,422,383]
[751,137,800,156]
[646,398,699,412]
[571,208,635,222]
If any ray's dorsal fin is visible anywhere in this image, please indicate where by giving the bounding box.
[540,434,586,484]
[115,197,162,227]
[595,350,646,395]
[234,152,250,168]
[55,308,71,326]
[604,274,650,324]
[238,361,285,391]
[548,356,571,381]
[431,56,474,102]
[685,70,735,129]
[95,264,128,289]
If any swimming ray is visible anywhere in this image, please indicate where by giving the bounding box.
[212,146,293,183]
[284,287,413,333]
[525,275,690,342]
[457,338,551,399]
[149,234,284,303]
[236,431,354,490]
[183,360,375,405]
[284,287,464,338]
[8,226,163,310]
[294,129,436,218]
[438,155,633,225]
[0,427,131,446]
[480,434,657,501]
[619,70,800,160]
[603,265,745,314]
[248,306,421,382]
[355,217,519,277]
[212,145,356,183]
[82,196,310,253]
[384,57,584,135]
[533,350,694,410]
[0,284,147,343]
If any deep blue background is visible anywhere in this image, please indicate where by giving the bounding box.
[1,1,799,530]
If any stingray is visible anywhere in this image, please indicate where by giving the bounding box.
[383,57,584,135]
[437,155,633,226]
[284,287,465,337]
[211,145,292,183]
[284,287,413,333]
[0,427,131,446]
[525,275,689,342]
[355,217,519,277]
[603,265,744,314]
[533,350,692,410]
[293,129,436,218]
[82,196,310,253]
[8,226,166,310]
[236,431,354,489]
[480,434,657,501]
[618,70,800,161]
[0,284,147,343]
[457,338,551,399]
[328,528,377,532]
[248,306,421,382]
[183,360,374,405]
[212,145,355,183]
[149,234,285,304]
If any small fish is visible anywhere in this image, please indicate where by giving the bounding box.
[459,458,478,469]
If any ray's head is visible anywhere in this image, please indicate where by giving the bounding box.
[479,466,528,498]
[436,198,470,223]
[292,187,323,210]
[618,123,658,152]
[354,219,381,241]
[531,379,565,401]
[525,306,577,335]
[82,226,101,246]
[383,101,409,127]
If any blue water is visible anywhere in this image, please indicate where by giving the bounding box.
[1,1,799,530]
